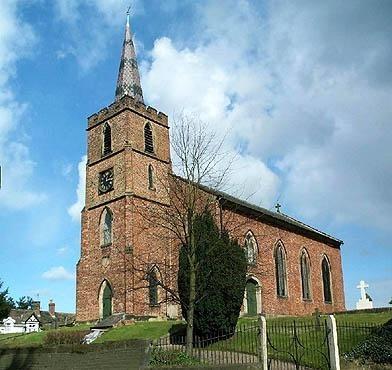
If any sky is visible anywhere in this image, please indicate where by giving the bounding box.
[0,0,391,313]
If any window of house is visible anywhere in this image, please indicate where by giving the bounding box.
[102,122,112,156]
[275,243,288,297]
[300,249,311,300]
[101,208,113,246]
[245,231,258,265]
[144,123,154,154]
[322,256,332,303]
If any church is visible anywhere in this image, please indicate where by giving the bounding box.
[75,15,345,322]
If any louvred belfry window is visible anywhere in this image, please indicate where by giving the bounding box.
[144,123,154,154]
[103,123,112,156]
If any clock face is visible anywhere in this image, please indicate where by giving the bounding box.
[99,169,114,194]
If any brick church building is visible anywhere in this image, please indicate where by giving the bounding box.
[75,15,345,322]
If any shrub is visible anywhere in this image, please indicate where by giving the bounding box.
[344,319,392,364]
[149,348,200,366]
[178,211,247,337]
[44,330,90,346]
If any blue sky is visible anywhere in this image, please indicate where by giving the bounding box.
[0,0,391,313]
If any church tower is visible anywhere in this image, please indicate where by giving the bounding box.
[76,14,172,322]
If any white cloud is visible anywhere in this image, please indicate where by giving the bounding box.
[0,0,45,210]
[42,266,75,281]
[53,0,143,71]
[142,16,278,208]
[142,0,392,229]
[68,155,87,222]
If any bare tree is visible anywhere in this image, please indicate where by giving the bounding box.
[131,113,234,352]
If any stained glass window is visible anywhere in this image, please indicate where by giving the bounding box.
[301,250,311,300]
[275,243,287,297]
[322,256,332,303]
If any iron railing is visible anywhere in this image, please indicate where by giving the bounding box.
[267,320,331,370]
[151,322,261,367]
[336,322,380,356]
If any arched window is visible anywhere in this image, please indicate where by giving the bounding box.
[144,123,154,154]
[245,231,258,265]
[102,122,112,156]
[275,242,287,297]
[322,256,332,303]
[148,164,154,189]
[300,249,311,300]
[100,208,113,246]
[148,268,159,306]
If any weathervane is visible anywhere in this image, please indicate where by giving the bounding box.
[126,3,132,26]
[275,203,281,213]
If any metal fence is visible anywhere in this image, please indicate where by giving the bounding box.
[151,322,261,366]
[267,320,331,370]
[150,318,384,369]
[336,322,380,356]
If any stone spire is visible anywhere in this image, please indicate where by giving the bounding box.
[115,12,144,103]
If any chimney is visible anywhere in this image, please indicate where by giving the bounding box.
[32,301,41,317]
[49,300,55,317]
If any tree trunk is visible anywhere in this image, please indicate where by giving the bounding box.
[186,214,196,354]
[186,261,196,354]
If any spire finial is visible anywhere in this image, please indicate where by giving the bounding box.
[126,5,131,27]
[115,5,144,103]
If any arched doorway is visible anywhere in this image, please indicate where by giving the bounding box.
[242,276,262,316]
[246,280,258,316]
[99,280,113,319]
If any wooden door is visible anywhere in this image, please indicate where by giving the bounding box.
[246,280,257,316]
[102,284,112,319]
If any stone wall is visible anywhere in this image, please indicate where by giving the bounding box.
[0,340,149,370]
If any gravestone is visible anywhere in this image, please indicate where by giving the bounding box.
[356,280,373,310]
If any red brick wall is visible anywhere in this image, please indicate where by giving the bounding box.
[222,208,345,315]
[76,97,345,322]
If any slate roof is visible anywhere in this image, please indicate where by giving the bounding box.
[172,174,343,247]
[8,309,75,326]
[115,13,144,103]
[92,313,126,329]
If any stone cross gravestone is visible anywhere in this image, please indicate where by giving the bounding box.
[356,280,373,310]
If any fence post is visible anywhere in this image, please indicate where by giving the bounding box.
[326,315,340,370]
[258,315,268,370]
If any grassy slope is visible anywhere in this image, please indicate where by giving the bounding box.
[0,324,90,348]
[95,321,182,343]
[0,311,390,349]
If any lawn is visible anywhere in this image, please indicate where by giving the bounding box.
[94,320,183,343]
[0,324,90,348]
[206,311,392,369]
[1,309,390,365]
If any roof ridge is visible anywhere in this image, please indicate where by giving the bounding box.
[170,173,342,245]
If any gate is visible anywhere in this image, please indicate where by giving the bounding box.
[267,320,331,370]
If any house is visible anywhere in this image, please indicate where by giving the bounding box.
[0,300,75,334]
